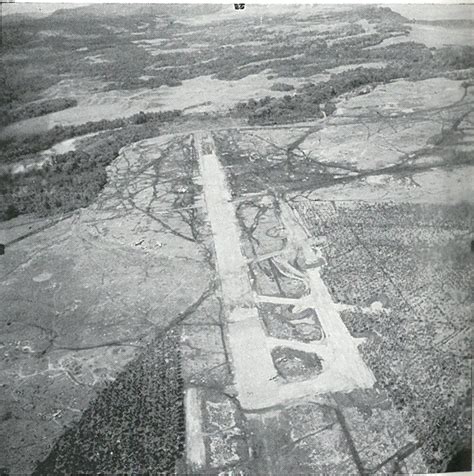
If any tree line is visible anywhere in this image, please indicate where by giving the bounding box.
[0,111,181,221]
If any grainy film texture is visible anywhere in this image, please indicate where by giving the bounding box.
[0,4,472,475]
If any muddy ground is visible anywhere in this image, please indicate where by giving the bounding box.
[1,76,472,474]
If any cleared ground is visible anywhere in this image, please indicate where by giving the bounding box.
[213,78,472,195]
[1,68,472,474]
[0,135,213,473]
[0,72,319,139]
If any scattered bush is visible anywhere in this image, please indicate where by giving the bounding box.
[0,109,181,165]
[233,45,474,125]
[270,82,295,92]
[0,111,181,221]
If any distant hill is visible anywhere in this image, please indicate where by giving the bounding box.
[1,13,38,25]
[51,4,224,19]
[1,3,83,21]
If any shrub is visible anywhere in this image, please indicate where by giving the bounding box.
[270,82,295,92]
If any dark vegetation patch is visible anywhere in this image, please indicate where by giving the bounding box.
[0,4,451,107]
[215,116,473,198]
[248,258,308,298]
[33,329,185,475]
[214,130,343,197]
[445,444,472,472]
[259,303,323,342]
[0,98,78,127]
[0,110,181,221]
[1,6,211,102]
[1,6,471,217]
[270,82,295,92]
[299,200,473,473]
[271,346,323,381]
[0,109,181,164]
[233,45,474,125]
[1,5,471,133]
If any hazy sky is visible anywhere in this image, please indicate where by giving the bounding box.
[3,1,472,20]
[389,3,474,20]
[2,3,88,17]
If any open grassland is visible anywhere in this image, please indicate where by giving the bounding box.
[0,72,310,139]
